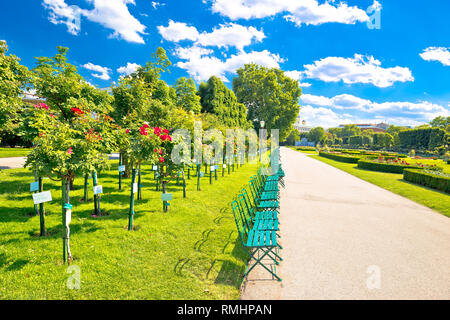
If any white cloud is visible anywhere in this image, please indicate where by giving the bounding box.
[300,105,353,128]
[117,62,141,76]
[158,21,265,51]
[43,0,83,35]
[175,46,283,82]
[210,0,369,26]
[301,93,371,110]
[303,54,414,87]
[43,0,147,43]
[157,20,199,42]
[196,23,265,51]
[151,1,165,9]
[284,70,311,87]
[284,70,303,80]
[420,47,450,66]
[299,93,450,127]
[82,62,111,80]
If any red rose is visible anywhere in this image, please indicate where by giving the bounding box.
[159,157,165,163]
[162,129,169,134]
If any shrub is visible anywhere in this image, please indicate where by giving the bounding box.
[404,169,450,193]
[357,159,431,173]
[296,146,316,152]
[319,151,360,163]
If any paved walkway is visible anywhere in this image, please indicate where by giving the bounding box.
[241,147,450,300]
[0,153,120,170]
[0,157,26,169]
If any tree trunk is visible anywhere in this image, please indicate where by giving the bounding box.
[128,168,136,231]
[39,177,45,236]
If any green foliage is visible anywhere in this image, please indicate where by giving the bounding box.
[24,104,119,179]
[198,76,249,128]
[308,127,325,144]
[318,151,360,163]
[372,132,393,148]
[232,64,301,140]
[285,128,300,146]
[0,41,32,130]
[349,135,363,146]
[111,77,149,124]
[404,169,450,193]
[174,77,201,114]
[430,116,450,129]
[357,159,426,174]
[33,47,112,121]
[398,127,446,150]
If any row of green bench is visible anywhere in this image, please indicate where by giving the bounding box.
[231,159,285,282]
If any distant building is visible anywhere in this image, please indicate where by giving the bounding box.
[294,118,313,133]
[338,122,389,133]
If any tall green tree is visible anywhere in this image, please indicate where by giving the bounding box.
[232,63,301,141]
[308,127,325,145]
[430,116,450,129]
[174,77,201,113]
[198,76,249,128]
[0,41,32,133]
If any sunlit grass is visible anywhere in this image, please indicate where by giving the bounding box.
[0,148,31,158]
[0,161,257,299]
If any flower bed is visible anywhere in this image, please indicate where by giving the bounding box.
[357,157,441,174]
[319,151,360,163]
[404,169,450,193]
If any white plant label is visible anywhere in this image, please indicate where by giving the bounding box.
[93,185,103,195]
[32,191,52,205]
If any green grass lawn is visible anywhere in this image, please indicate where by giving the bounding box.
[308,154,450,217]
[0,162,257,299]
[0,148,31,158]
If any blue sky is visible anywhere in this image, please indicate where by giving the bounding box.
[1,0,449,128]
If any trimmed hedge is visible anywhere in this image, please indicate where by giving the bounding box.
[357,159,426,174]
[319,152,360,163]
[404,169,450,193]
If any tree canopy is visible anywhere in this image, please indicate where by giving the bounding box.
[198,76,249,128]
[232,63,301,141]
[0,41,32,129]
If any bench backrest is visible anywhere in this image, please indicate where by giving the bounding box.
[231,200,248,246]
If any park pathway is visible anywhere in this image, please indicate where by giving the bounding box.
[0,157,26,169]
[0,153,120,170]
[241,147,450,300]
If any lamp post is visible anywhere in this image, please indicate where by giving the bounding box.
[259,120,265,162]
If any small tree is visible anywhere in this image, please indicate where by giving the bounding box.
[24,103,118,263]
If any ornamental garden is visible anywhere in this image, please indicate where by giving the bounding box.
[0,43,297,299]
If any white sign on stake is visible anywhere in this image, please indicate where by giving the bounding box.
[133,182,138,194]
[32,191,52,205]
[223,164,227,168]
[152,165,158,171]
[93,185,103,195]
[210,165,215,171]
[118,165,126,172]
